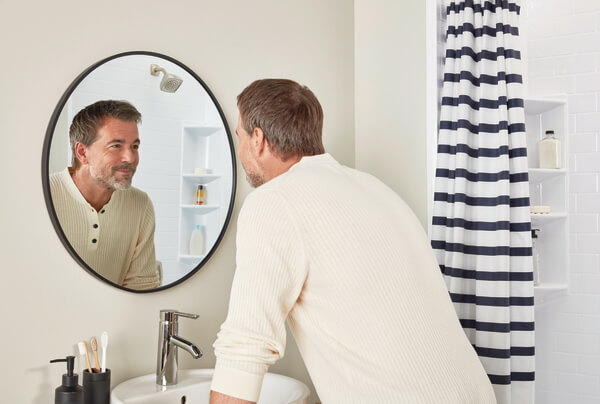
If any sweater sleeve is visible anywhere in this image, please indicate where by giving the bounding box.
[211,189,307,401]
[121,195,161,289]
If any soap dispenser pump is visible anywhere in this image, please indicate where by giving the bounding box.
[49,356,83,404]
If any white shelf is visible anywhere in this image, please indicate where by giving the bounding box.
[182,125,222,136]
[534,283,568,307]
[182,173,221,183]
[531,213,567,225]
[181,204,220,212]
[524,97,566,115]
[528,168,567,183]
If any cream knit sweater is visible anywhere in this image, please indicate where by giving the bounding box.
[212,154,496,403]
[49,168,160,289]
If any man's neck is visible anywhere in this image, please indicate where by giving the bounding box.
[70,167,114,212]
[262,154,303,183]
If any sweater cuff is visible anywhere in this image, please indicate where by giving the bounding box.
[211,360,265,402]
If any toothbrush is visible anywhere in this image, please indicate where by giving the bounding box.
[78,341,92,373]
[90,337,101,372]
[100,331,108,372]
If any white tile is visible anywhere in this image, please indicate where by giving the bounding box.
[577,193,600,213]
[553,371,600,395]
[569,174,598,193]
[571,233,579,253]
[570,193,578,213]
[569,115,577,138]
[555,332,600,355]
[569,94,597,114]
[530,75,576,96]
[556,54,597,75]
[528,37,576,59]
[528,14,597,41]
[578,233,600,253]
[578,355,600,375]
[571,273,600,294]
[569,133,597,153]
[576,153,600,172]
[576,314,600,334]
[557,294,600,315]
[569,214,599,233]
[576,73,600,94]
[570,254,600,274]
[571,33,600,54]
[549,351,580,372]
[573,0,600,13]
[528,58,555,77]
[528,0,575,17]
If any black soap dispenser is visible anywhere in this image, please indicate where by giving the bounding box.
[50,356,83,404]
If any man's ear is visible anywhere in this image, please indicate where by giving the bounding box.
[74,142,88,165]
[251,127,269,156]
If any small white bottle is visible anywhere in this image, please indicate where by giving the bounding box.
[531,229,540,286]
[189,225,205,256]
[539,130,561,169]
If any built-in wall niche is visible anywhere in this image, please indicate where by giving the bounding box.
[171,123,234,284]
[524,95,569,306]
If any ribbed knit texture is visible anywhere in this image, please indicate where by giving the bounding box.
[212,154,497,403]
[49,168,160,289]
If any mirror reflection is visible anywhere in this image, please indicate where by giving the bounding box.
[43,52,236,292]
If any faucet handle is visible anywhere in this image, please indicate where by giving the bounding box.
[160,309,199,322]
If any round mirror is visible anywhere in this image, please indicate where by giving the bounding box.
[42,51,236,293]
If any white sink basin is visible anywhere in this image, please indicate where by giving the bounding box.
[111,369,310,404]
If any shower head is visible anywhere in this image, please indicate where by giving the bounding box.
[150,64,183,93]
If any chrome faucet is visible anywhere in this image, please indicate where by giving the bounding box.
[156,309,203,386]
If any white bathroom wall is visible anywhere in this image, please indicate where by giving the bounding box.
[523,0,600,402]
[354,0,428,227]
[0,2,354,403]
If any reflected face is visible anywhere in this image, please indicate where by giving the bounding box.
[85,117,140,190]
[236,116,265,188]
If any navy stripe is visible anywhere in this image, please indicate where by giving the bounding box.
[446,47,522,63]
[439,119,526,134]
[449,293,534,306]
[436,168,509,182]
[448,0,521,15]
[437,144,527,159]
[436,168,528,183]
[432,240,532,257]
[441,95,524,110]
[433,192,529,208]
[475,346,510,359]
[510,372,535,382]
[511,346,535,356]
[434,192,509,206]
[439,265,534,281]
[432,217,530,231]
[509,172,529,182]
[447,22,519,38]
[444,70,523,85]
[460,320,534,332]
[488,372,535,385]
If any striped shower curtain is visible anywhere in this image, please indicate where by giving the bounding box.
[431,1,534,403]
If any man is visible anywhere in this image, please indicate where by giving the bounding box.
[210,79,496,403]
[50,100,160,290]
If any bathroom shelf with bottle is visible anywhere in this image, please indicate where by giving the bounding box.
[176,122,230,269]
[524,95,569,306]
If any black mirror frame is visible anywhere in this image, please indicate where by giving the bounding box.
[41,50,237,293]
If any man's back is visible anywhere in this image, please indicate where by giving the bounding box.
[214,153,496,403]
